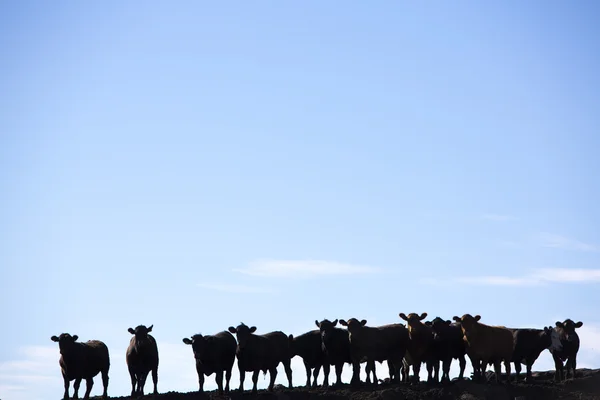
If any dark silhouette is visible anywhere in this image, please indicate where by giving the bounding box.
[338,318,408,386]
[50,333,110,400]
[228,323,293,393]
[182,331,236,394]
[399,312,436,384]
[427,317,467,383]
[126,324,159,397]
[550,319,583,381]
[290,329,328,387]
[510,326,561,382]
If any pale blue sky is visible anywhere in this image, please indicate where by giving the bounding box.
[1,1,600,399]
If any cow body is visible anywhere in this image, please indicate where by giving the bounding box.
[291,330,328,387]
[550,319,583,381]
[339,318,408,385]
[428,317,467,383]
[399,312,436,384]
[126,324,159,397]
[51,333,110,400]
[228,323,293,392]
[182,331,236,394]
[510,327,561,382]
[453,314,514,383]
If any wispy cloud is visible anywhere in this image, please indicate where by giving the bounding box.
[481,213,516,222]
[538,233,598,252]
[196,282,276,294]
[424,268,600,287]
[233,259,383,279]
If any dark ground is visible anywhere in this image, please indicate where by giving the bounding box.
[102,369,600,400]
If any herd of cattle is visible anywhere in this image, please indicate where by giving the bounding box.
[50,313,584,399]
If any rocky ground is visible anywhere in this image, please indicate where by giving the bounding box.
[103,369,600,400]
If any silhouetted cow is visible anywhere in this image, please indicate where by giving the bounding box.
[290,329,328,387]
[511,326,562,382]
[550,319,583,381]
[339,318,408,385]
[126,324,159,397]
[452,314,513,383]
[427,317,466,383]
[182,330,237,394]
[228,323,293,392]
[51,333,110,400]
[399,312,436,384]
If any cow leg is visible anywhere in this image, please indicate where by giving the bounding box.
[238,368,245,392]
[441,358,451,383]
[514,362,521,382]
[553,356,564,382]
[334,363,343,386]
[322,363,331,387]
[525,361,533,382]
[304,362,311,387]
[151,368,158,395]
[370,361,378,385]
[101,368,109,399]
[312,364,321,387]
[267,368,277,392]
[252,370,260,393]
[504,360,511,383]
[129,369,137,397]
[73,378,81,399]
[83,377,93,399]
[283,359,293,388]
[365,361,372,384]
[139,371,148,396]
[433,360,440,383]
[216,370,224,395]
[225,367,232,392]
[350,361,361,386]
[62,373,70,400]
[196,363,204,392]
[567,356,577,379]
[492,360,502,384]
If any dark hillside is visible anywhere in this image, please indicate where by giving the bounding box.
[98,369,600,400]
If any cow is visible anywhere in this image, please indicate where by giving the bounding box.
[399,312,436,384]
[550,319,583,381]
[182,330,237,394]
[339,318,408,386]
[452,314,513,383]
[126,324,159,397]
[228,323,293,392]
[290,329,328,387]
[427,317,467,383]
[509,326,562,382]
[50,333,110,400]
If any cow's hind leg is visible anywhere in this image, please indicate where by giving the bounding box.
[312,364,321,388]
[504,359,511,383]
[458,355,466,380]
[267,368,277,392]
[151,367,158,394]
[62,373,70,400]
[514,362,521,382]
[225,367,232,392]
[304,362,311,387]
[216,370,224,395]
[128,369,137,397]
[101,368,109,399]
[322,363,331,387]
[238,368,245,392]
[252,370,260,393]
[73,377,82,399]
[283,359,293,388]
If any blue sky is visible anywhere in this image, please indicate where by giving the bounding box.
[1,1,600,398]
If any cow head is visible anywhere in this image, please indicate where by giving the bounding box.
[429,317,452,340]
[50,333,79,355]
[128,324,153,343]
[453,314,481,331]
[228,323,256,349]
[316,319,338,346]
[399,313,428,328]
[555,319,583,343]
[339,318,367,339]
[182,334,207,360]
[539,326,563,353]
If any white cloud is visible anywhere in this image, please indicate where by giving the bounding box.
[538,233,598,252]
[233,259,383,279]
[197,283,275,294]
[481,213,516,222]
[425,268,600,287]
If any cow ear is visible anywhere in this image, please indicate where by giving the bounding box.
[361,320,367,326]
[315,320,320,328]
[51,336,59,342]
[228,326,237,334]
[474,315,481,322]
[339,320,348,326]
[555,321,564,328]
[445,320,451,325]
[419,313,428,320]
[425,321,432,326]
[183,338,193,345]
[128,328,135,334]
[147,325,153,332]
[452,316,461,322]
[399,313,408,321]
[332,319,338,326]
[72,335,78,341]
[575,321,583,328]
[249,326,257,333]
